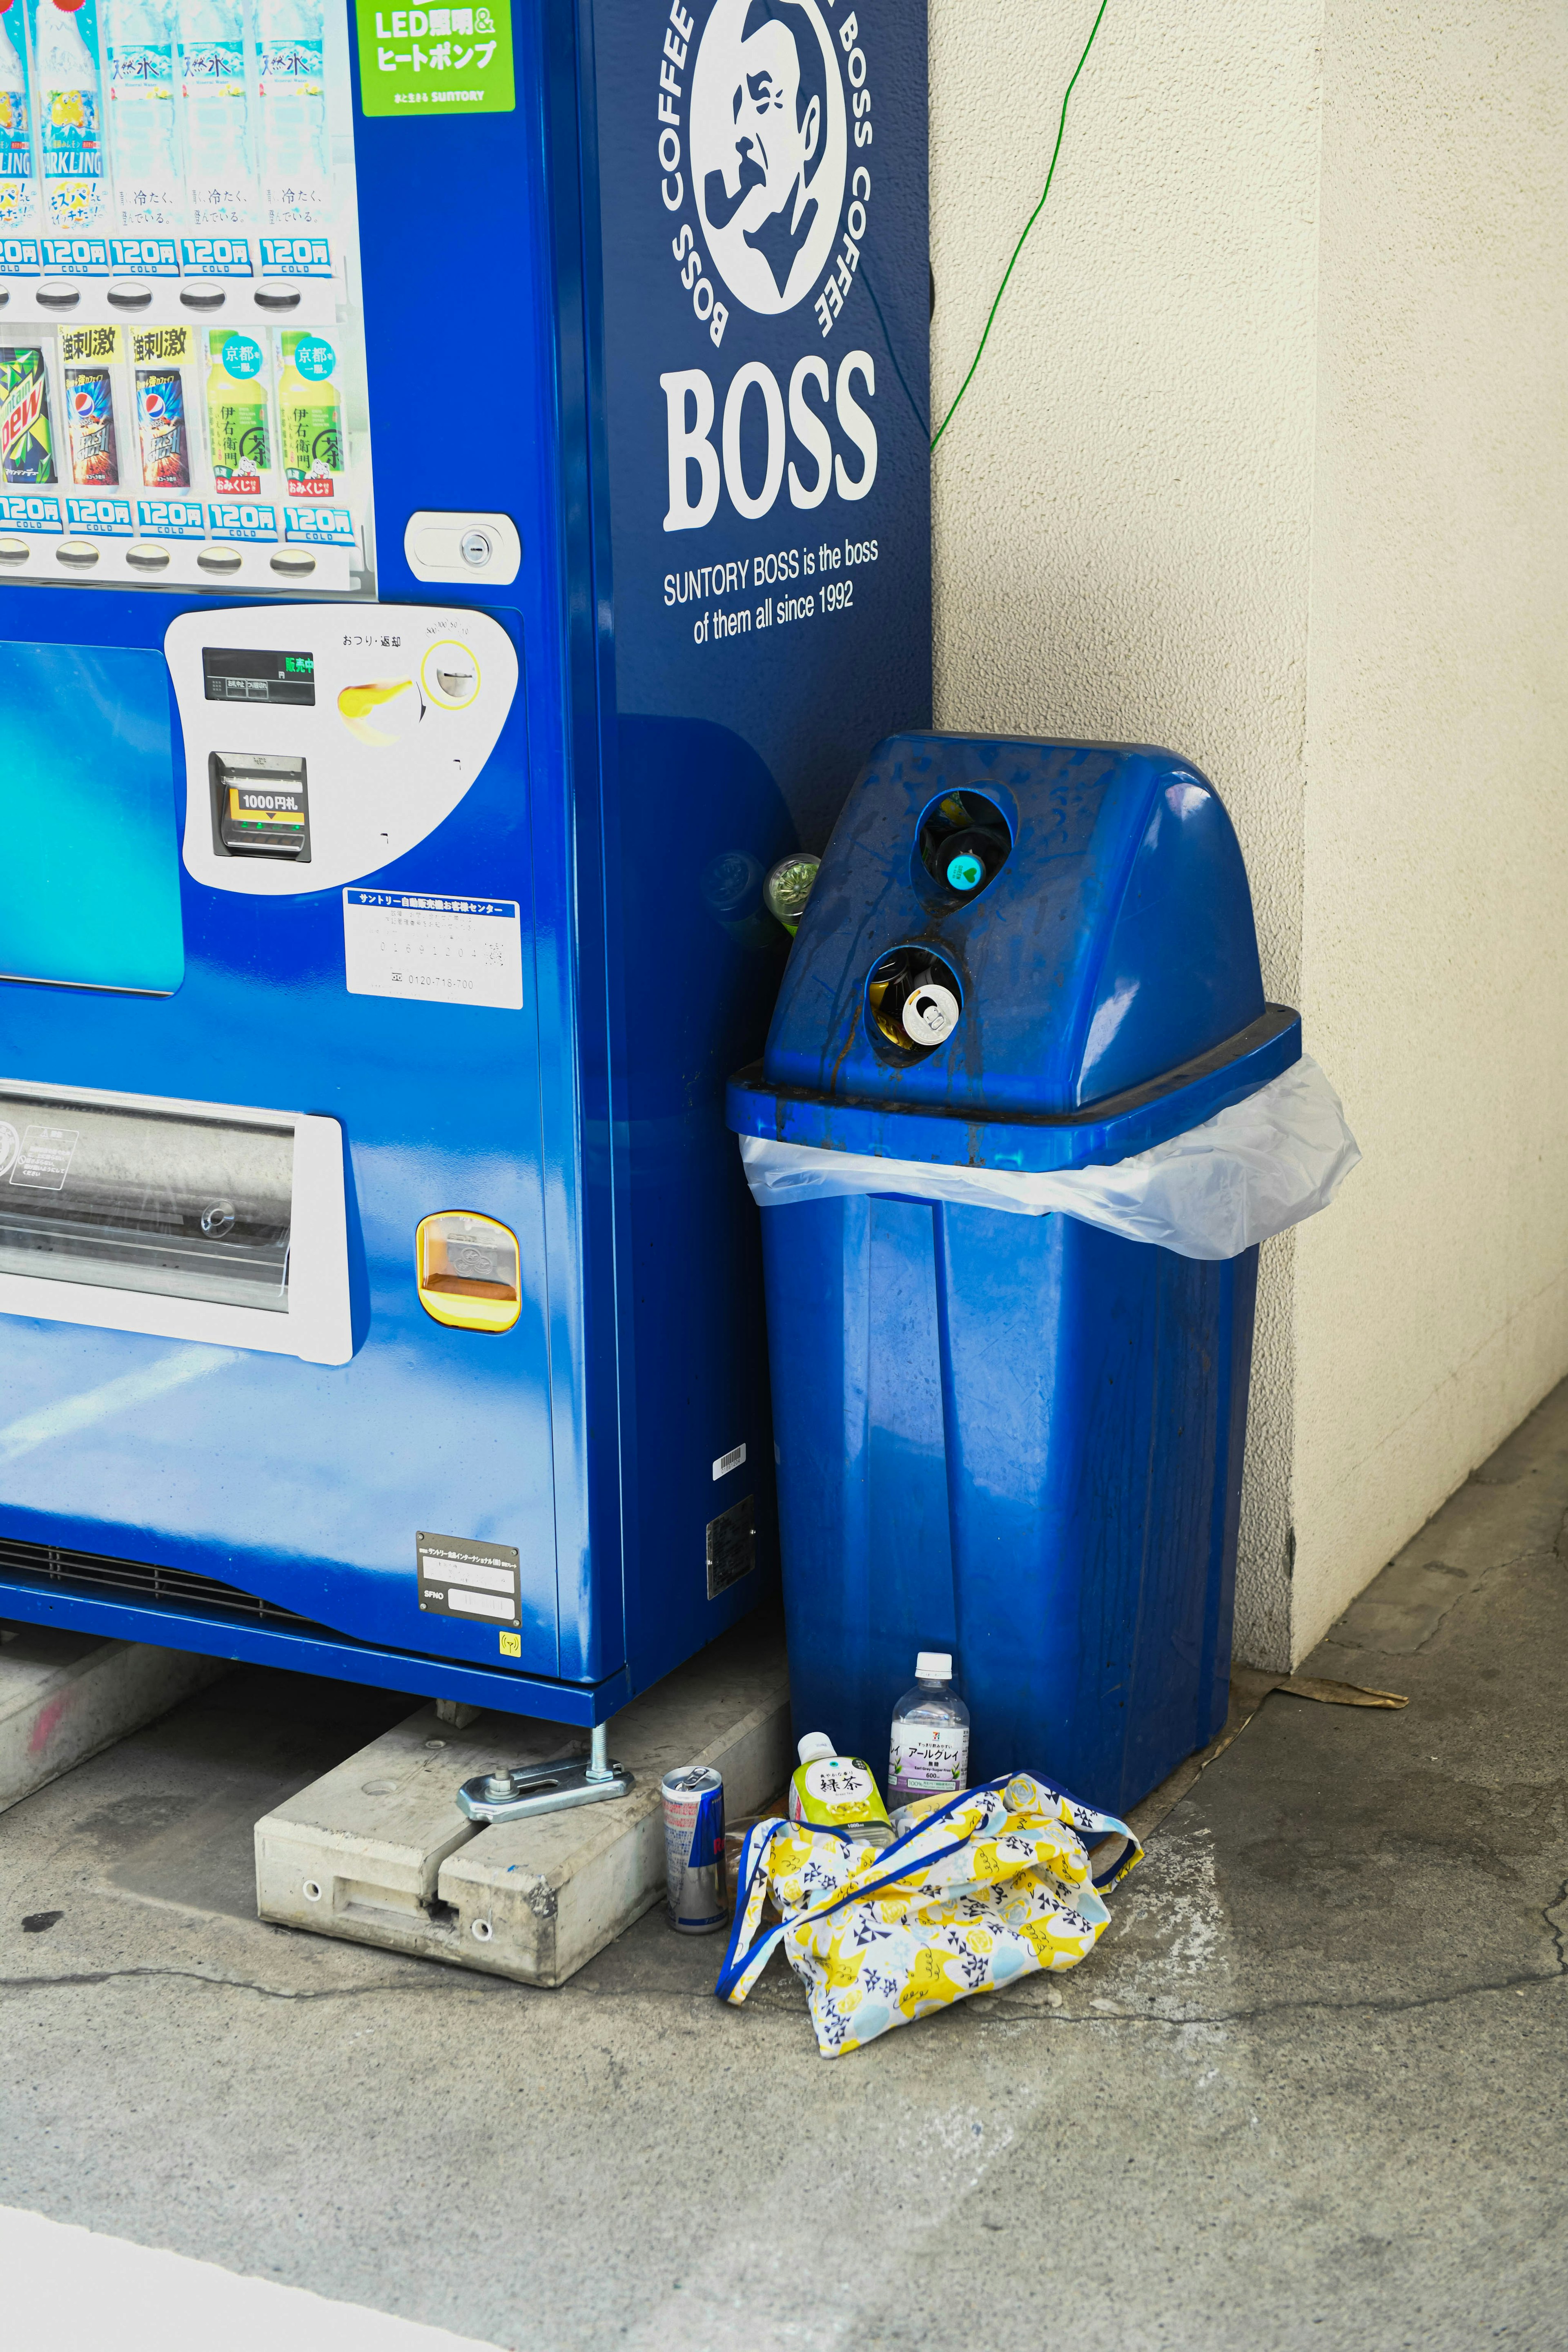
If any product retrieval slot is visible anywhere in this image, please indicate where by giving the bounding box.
[211,751,311,862]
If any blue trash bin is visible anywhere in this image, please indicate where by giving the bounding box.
[726,734,1302,1817]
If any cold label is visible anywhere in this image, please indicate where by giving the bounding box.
[136,494,205,538]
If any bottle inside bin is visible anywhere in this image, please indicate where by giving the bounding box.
[889,1653,970,1810]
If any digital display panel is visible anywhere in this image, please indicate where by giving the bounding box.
[202,648,316,708]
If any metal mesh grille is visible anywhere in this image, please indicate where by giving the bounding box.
[0,1533,321,1631]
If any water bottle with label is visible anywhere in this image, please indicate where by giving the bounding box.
[105,0,181,228]
[36,0,105,232]
[0,0,37,230]
[254,0,327,227]
[178,0,252,227]
[888,1652,971,1810]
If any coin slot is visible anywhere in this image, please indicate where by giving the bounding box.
[420,638,480,709]
[416,1212,521,1335]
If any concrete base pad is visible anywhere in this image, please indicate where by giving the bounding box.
[0,1622,226,1814]
[255,1613,791,1987]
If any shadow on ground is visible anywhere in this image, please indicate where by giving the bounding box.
[2,1386,1566,2352]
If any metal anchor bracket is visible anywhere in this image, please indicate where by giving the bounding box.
[456,1719,635,1824]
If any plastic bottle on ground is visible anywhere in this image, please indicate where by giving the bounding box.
[36,0,104,231]
[788,1732,895,1848]
[888,1652,970,1811]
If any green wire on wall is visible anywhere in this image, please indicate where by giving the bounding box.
[930,0,1111,453]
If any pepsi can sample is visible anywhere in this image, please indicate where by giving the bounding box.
[662,1764,727,1934]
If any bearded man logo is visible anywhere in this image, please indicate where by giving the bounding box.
[691,0,847,316]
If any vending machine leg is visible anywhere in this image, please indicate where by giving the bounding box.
[455,1717,634,1824]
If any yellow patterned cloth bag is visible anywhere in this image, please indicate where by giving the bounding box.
[715,1773,1143,2057]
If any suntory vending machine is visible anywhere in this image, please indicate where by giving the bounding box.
[0,0,931,1724]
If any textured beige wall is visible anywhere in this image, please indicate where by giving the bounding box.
[929,0,1568,1663]
[1295,0,1568,1649]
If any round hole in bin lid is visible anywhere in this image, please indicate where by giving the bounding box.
[916,790,1011,904]
[865,946,964,1065]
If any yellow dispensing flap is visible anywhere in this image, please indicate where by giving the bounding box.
[415,1211,520,1334]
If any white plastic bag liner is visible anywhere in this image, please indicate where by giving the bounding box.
[738,1056,1360,1261]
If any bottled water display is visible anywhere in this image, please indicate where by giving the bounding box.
[255,0,329,226]
[178,0,251,227]
[105,0,181,227]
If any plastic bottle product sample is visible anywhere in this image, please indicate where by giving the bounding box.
[179,0,251,224]
[788,1731,895,1848]
[205,327,269,492]
[254,0,328,224]
[278,328,340,496]
[0,0,37,231]
[888,1653,971,1810]
[105,0,182,225]
[36,0,103,230]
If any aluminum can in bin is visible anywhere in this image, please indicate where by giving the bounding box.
[662,1764,727,1933]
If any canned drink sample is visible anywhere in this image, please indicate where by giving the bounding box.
[662,1764,727,1934]
[65,364,118,485]
[136,365,189,488]
[0,345,55,484]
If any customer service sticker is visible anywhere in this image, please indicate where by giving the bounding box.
[343,889,523,1010]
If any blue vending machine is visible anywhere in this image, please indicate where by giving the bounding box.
[0,0,930,1727]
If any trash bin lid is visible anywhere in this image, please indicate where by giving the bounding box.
[728,733,1300,1172]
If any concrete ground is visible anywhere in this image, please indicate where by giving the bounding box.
[3,1384,1566,2352]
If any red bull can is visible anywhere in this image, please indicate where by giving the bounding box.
[662,1764,727,1934]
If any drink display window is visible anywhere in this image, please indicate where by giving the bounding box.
[0,0,372,592]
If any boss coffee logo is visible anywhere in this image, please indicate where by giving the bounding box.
[655,0,879,532]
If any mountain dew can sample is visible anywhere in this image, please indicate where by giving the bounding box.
[662,1764,727,1934]
[0,345,55,483]
[279,330,341,498]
